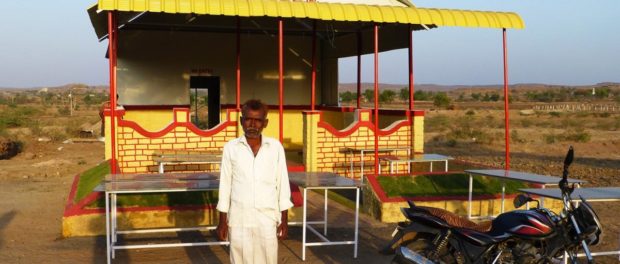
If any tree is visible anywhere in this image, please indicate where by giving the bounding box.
[414,90,432,101]
[399,88,409,101]
[433,92,451,108]
[379,90,396,103]
[339,91,355,103]
[471,93,481,101]
[363,89,374,102]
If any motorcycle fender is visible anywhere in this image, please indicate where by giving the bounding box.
[379,221,442,255]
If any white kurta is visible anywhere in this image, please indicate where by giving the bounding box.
[217,136,293,264]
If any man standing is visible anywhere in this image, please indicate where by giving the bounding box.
[216,99,293,264]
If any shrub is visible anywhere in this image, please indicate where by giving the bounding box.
[43,128,68,142]
[564,131,591,143]
[58,106,70,116]
[465,110,476,116]
[520,119,533,128]
[543,133,558,144]
[426,114,451,132]
[549,111,561,117]
[433,92,451,108]
[511,129,525,143]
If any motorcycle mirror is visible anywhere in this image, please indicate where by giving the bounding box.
[563,146,574,170]
[513,194,532,208]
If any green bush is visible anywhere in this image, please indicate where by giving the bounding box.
[465,110,476,116]
[0,106,40,128]
[433,92,451,108]
[549,111,561,117]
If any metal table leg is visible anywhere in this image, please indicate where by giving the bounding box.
[468,174,473,219]
[302,188,307,261]
[105,191,111,264]
[354,187,360,258]
[324,189,328,235]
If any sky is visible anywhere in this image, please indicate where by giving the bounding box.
[0,0,618,88]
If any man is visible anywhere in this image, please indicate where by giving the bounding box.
[216,99,293,264]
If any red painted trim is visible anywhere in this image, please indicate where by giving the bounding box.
[117,118,236,138]
[236,17,241,110]
[278,19,284,143]
[122,105,189,110]
[317,115,411,138]
[356,31,362,109]
[311,21,317,111]
[373,24,380,175]
[412,110,425,117]
[502,28,511,170]
[102,108,125,117]
[108,11,118,174]
[408,26,414,111]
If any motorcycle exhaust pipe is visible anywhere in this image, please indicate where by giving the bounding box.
[394,246,436,264]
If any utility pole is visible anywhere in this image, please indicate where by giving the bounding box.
[69,91,73,116]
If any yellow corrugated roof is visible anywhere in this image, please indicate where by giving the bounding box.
[96,0,524,29]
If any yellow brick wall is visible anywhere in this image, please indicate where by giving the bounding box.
[109,108,239,173]
[312,109,414,179]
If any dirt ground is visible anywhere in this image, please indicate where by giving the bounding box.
[1,109,620,263]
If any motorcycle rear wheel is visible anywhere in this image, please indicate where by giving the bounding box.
[400,234,459,264]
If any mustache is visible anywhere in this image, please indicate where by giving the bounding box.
[246,128,259,133]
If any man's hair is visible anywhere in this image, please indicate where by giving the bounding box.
[241,99,269,118]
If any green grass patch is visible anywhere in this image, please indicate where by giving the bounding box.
[88,191,219,209]
[377,173,529,198]
[75,161,110,202]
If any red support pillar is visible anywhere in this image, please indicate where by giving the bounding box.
[373,25,379,175]
[311,20,317,111]
[236,17,241,110]
[356,31,362,109]
[107,11,118,174]
[278,19,284,143]
[502,28,511,170]
[408,26,414,111]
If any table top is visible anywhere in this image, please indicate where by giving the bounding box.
[344,147,409,153]
[381,153,453,161]
[465,169,586,185]
[105,172,219,182]
[288,172,362,188]
[520,187,620,202]
[153,155,221,162]
[105,179,220,193]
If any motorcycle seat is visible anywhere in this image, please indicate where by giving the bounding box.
[413,206,492,233]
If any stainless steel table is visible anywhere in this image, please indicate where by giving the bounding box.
[464,169,585,219]
[288,172,363,261]
[104,172,226,264]
[153,153,221,173]
[344,147,409,182]
[379,153,453,174]
[520,187,620,259]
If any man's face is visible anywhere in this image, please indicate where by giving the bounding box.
[241,108,268,139]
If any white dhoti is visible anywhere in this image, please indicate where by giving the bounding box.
[228,210,278,264]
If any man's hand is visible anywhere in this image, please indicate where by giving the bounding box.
[216,212,228,241]
[277,210,288,240]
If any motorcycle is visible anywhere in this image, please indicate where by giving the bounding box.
[381,147,602,264]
